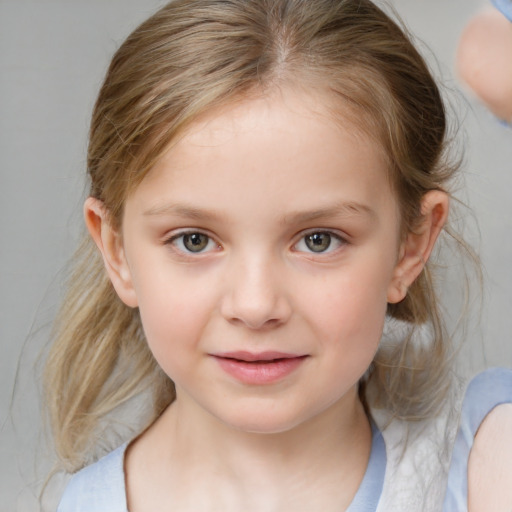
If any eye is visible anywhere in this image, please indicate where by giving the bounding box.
[169,232,218,254]
[294,231,345,254]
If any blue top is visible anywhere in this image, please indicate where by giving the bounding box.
[492,0,512,21]
[57,422,386,512]
[442,367,512,511]
[57,443,128,512]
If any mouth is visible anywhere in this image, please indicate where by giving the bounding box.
[214,351,304,362]
[211,351,308,384]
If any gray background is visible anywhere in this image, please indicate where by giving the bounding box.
[1,0,511,510]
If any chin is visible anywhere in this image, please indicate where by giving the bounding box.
[214,403,321,436]
[206,403,288,433]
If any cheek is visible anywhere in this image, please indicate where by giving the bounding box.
[130,268,218,374]
[323,287,388,350]
[304,260,394,353]
[297,278,388,411]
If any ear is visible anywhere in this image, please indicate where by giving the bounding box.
[387,190,449,304]
[84,197,138,308]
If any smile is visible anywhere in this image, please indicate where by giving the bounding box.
[211,351,308,385]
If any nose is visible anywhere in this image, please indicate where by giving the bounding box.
[220,253,292,330]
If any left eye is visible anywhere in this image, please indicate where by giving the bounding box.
[170,232,218,254]
[294,231,344,254]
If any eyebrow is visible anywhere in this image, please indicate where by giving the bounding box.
[282,202,377,225]
[144,201,376,224]
[143,203,224,221]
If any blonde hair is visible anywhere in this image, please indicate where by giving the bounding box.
[45,0,464,471]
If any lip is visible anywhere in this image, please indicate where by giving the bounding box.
[211,351,308,385]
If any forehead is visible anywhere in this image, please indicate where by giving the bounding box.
[126,88,398,223]
[176,86,385,156]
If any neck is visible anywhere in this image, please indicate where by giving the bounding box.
[127,387,372,512]
[174,385,367,470]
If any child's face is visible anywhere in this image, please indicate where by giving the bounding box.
[117,89,406,433]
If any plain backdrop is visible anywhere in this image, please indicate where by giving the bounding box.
[1,0,511,510]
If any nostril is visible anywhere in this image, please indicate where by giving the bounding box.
[226,314,285,331]
[220,289,292,330]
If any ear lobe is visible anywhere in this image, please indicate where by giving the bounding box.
[387,190,449,304]
[84,197,138,308]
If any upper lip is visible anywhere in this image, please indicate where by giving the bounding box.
[212,351,304,362]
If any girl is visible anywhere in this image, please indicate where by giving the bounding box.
[443,367,512,511]
[443,2,512,509]
[44,0,465,510]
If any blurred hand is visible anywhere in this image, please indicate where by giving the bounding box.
[457,6,512,122]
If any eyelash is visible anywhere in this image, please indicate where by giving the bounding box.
[292,230,347,255]
[165,229,348,257]
[165,231,220,255]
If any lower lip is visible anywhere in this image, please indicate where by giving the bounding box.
[213,356,307,385]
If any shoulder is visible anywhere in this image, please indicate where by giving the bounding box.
[467,372,512,511]
[492,0,512,22]
[462,367,512,425]
[443,368,512,511]
[57,443,128,512]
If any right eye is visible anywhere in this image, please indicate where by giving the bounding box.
[168,232,218,254]
[293,230,346,254]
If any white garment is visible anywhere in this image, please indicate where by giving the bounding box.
[374,402,459,512]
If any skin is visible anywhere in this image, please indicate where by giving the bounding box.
[468,403,512,511]
[458,7,512,506]
[457,7,512,122]
[85,88,448,512]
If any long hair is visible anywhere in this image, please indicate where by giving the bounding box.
[45,0,465,471]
